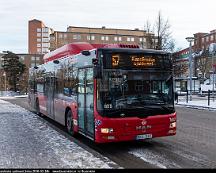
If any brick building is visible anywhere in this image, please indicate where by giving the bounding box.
[173,28,216,91]
[50,26,157,51]
[28,19,158,53]
[28,19,53,54]
[193,29,216,52]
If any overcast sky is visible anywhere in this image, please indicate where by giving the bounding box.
[0,0,215,53]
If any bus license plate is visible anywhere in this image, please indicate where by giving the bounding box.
[136,134,152,140]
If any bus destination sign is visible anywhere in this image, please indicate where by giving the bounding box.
[111,54,157,68]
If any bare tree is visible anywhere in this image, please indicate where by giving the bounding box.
[154,11,175,52]
[144,20,154,49]
[195,50,211,83]
[143,11,175,52]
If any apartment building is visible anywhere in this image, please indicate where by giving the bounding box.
[28,19,157,53]
[28,19,53,54]
[194,29,216,51]
[50,26,157,51]
[173,28,216,90]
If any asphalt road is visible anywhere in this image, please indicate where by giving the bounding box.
[1,97,216,168]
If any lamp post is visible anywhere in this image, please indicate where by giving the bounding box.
[209,43,216,102]
[186,37,194,101]
[211,52,215,102]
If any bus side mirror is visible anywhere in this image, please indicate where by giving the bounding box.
[93,65,102,79]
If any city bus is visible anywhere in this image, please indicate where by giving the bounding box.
[28,42,176,143]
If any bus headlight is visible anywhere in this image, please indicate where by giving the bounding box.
[169,122,176,128]
[101,128,114,133]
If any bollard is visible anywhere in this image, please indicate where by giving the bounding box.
[186,90,188,103]
[208,90,210,106]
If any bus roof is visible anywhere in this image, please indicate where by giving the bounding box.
[43,42,167,63]
[43,42,95,63]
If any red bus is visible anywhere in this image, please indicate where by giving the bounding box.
[28,42,176,143]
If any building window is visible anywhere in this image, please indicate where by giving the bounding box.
[37,48,41,53]
[42,27,49,33]
[105,36,109,41]
[73,35,81,40]
[37,28,41,32]
[37,44,41,48]
[42,43,50,48]
[206,37,209,42]
[36,57,40,61]
[37,38,41,42]
[101,36,105,40]
[42,48,49,53]
[64,34,67,38]
[139,38,142,42]
[87,35,95,40]
[202,38,204,43]
[114,37,118,41]
[42,38,49,42]
[42,33,49,37]
[127,37,134,42]
[73,35,77,39]
[91,35,95,40]
[37,33,41,37]
[118,37,122,41]
[59,34,63,38]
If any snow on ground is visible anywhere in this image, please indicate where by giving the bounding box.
[128,147,180,168]
[0,99,120,169]
[0,95,28,99]
[176,99,216,110]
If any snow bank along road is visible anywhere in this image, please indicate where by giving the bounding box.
[1,97,216,168]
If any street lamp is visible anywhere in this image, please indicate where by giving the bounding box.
[209,43,216,102]
[186,36,194,101]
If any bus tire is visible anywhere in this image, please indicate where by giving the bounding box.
[36,99,41,116]
[66,110,75,136]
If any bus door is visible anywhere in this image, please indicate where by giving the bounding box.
[77,67,94,137]
[46,76,55,119]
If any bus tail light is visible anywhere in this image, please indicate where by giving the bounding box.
[101,128,114,133]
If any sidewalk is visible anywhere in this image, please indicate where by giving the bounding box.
[176,98,216,110]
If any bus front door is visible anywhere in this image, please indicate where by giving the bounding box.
[77,67,94,138]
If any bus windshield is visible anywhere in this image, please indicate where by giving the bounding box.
[96,50,174,118]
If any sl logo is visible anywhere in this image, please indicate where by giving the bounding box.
[141,120,147,125]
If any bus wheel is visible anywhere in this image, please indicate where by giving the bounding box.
[36,100,41,116]
[66,110,75,136]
